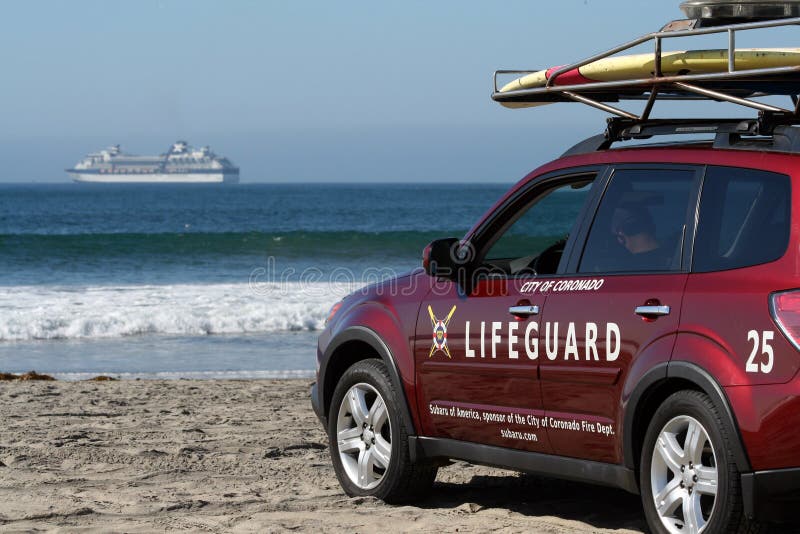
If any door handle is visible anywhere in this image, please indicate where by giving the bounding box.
[635,305,671,317]
[509,305,540,317]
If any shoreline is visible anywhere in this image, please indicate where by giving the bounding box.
[0,331,321,384]
[0,370,317,382]
[0,379,646,532]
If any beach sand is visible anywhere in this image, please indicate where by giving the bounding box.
[0,380,646,533]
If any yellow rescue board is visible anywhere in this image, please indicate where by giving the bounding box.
[499,48,800,108]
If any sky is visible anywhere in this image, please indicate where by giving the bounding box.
[0,1,795,182]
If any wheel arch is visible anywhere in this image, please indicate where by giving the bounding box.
[624,360,752,475]
[320,326,417,436]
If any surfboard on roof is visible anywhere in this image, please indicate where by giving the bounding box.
[493,1,800,111]
[499,49,800,94]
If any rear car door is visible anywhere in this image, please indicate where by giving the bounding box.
[414,170,602,453]
[538,166,702,463]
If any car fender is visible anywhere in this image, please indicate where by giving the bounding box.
[667,359,752,471]
[620,334,674,469]
[320,301,419,436]
[622,331,752,472]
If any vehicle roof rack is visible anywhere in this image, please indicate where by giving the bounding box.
[561,111,800,156]
[493,16,800,121]
[680,0,800,26]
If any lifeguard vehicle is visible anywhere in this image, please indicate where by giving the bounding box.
[312,2,800,532]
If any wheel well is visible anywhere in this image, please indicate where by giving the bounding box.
[630,378,701,473]
[323,340,381,418]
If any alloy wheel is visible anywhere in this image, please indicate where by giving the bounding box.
[650,415,719,534]
[335,382,392,490]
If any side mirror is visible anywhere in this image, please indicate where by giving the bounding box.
[423,237,464,279]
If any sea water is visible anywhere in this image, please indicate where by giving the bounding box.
[0,183,505,379]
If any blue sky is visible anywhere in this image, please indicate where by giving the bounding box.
[0,1,791,182]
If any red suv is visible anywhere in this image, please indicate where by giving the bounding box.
[312,114,800,533]
[312,9,800,533]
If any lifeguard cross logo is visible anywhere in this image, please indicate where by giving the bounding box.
[428,305,457,359]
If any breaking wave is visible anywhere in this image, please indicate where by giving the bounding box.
[0,282,353,342]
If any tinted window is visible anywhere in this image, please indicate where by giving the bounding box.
[579,169,696,273]
[693,167,790,273]
[483,178,594,276]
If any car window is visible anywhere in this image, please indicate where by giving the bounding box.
[579,168,696,274]
[693,167,790,273]
[483,178,594,276]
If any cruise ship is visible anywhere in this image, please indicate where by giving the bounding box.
[66,141,240,183]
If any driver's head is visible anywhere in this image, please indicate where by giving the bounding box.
[611,206,657,254]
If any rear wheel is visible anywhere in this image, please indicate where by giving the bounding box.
[640,390,764,534]
[328,359,437,503]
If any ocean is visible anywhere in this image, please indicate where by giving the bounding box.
[0,183,507,379]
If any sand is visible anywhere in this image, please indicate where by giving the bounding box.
[0,380,647,533]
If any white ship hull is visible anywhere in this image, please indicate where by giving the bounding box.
[69,172,239,184]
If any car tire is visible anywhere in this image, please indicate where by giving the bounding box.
[640,390,765,534]
[328,358,438,503]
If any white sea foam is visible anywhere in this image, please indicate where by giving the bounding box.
[0,282,354,342]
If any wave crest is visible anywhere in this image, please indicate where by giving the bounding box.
[0,283,351,342]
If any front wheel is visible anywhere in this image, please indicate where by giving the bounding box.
[640,390,763,534]
[328,359,437,503]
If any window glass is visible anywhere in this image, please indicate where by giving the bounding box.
[483,178,594,276]
[579,169,696,273]
[693,167,790,273]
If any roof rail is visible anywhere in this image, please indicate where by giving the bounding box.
[493,16,800,120]
[561,112,800,156]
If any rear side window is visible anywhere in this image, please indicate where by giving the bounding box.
[693,167,790,273]
[579,168,696,273]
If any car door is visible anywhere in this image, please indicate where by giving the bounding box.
[538,166,702,463]
[414,170,603,453]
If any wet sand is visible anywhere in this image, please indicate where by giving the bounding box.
[0,380,646,532]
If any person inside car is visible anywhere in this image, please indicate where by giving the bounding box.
[611,205,673,270]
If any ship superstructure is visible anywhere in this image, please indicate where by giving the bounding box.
[67,141,239,183]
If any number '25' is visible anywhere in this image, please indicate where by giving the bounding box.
[746,330,774,374]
